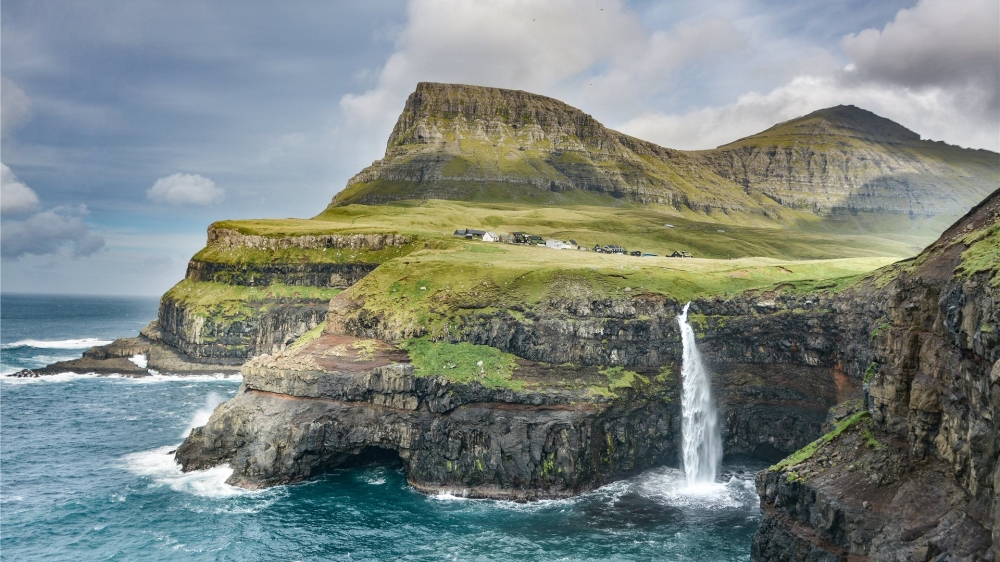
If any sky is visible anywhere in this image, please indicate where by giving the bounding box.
[1,0,998,296]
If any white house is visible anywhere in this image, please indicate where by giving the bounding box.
[545,239,575,249]
[482,231,501,242]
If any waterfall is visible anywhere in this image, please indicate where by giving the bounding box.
[677,302,722,485]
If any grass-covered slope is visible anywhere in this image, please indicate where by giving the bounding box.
[329,83,998,234]
[705,105,998,222]
[313,200,924,258]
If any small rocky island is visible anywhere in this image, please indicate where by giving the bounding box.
[24,83,999,559]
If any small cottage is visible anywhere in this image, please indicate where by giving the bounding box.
[482,231,500,242]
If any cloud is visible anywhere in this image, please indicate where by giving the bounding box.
[146,173,224,206]
[620,76,985,149]
[339,0,699,142]
[841,0,999,91]
[618,0,1000,151]
[1,76,33,138]
[0,205,105,259]
[1,163,41,215]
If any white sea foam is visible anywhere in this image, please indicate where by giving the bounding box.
[633,466,757,511]
[129,353,148,369]
[0,371,104,384]
[122,445,249,499]
[1,338,112,349]
[129,373,242,384]
[0,371,242,384]
[431,490,471,501]
[182,392,226,438]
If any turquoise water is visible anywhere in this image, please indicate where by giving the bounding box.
[1,294,764,561]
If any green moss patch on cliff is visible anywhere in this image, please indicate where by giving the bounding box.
[771,410,870,472]
[164,280,342,315]
[401,337,525,390]
[600,366,648,390]
[957,220,1000,286]
[289,322,327,350]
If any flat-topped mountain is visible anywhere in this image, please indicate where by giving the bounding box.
[332,82,998,228]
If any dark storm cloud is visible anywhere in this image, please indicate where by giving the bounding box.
[0,1,406,219]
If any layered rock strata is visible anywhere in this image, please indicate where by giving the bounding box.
[175,284,877,497]
[176,334,678,500]
[332,82,997,225]
[751,190,999,561]
[331,286,875,461]
[184,260,377,288]
[146,296,330,364]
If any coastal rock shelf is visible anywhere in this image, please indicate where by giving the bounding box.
[176,335,678,500]
[174,288,874,498]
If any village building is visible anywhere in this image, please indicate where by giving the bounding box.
[545,239,575,250]
[452,228,488,239]
[482,231,500,242]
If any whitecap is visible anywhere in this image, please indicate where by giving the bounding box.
[0,371,103,384]
[0,371,242,384]
[129,373,242,384]
[122,445,250,499]
[1,338,112,349]
[129,353,148,368]
[430,489,471,501]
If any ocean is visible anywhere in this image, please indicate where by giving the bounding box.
[0,293,764,561]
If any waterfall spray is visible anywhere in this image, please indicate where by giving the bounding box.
[677,302,722,485]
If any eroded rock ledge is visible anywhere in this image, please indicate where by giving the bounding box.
[176,341,677,500]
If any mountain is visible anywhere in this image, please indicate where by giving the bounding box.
[702,105,999,219]
[331,83,998,228]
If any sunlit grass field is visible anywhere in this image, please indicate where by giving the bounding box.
[172,199,933,329]
[214,199,931,260]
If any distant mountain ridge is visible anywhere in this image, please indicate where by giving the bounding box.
[331,82,998,227]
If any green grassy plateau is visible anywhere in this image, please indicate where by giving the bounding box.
[167,199,921,343]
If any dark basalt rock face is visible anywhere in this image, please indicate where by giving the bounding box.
[751,191,1000,561]
[185,260,378,288]
[150,296,330,365]
[334,286,876,464]
[176,360,678,500]
[175,283,878,498]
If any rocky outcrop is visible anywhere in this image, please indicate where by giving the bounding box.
[752,190,1000,560]
[332,284,878,462]
[10,335,243,377]
[176,334,677,499]
[150,296,330,364]
[206,227,409,251]
[185,260,377,288]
